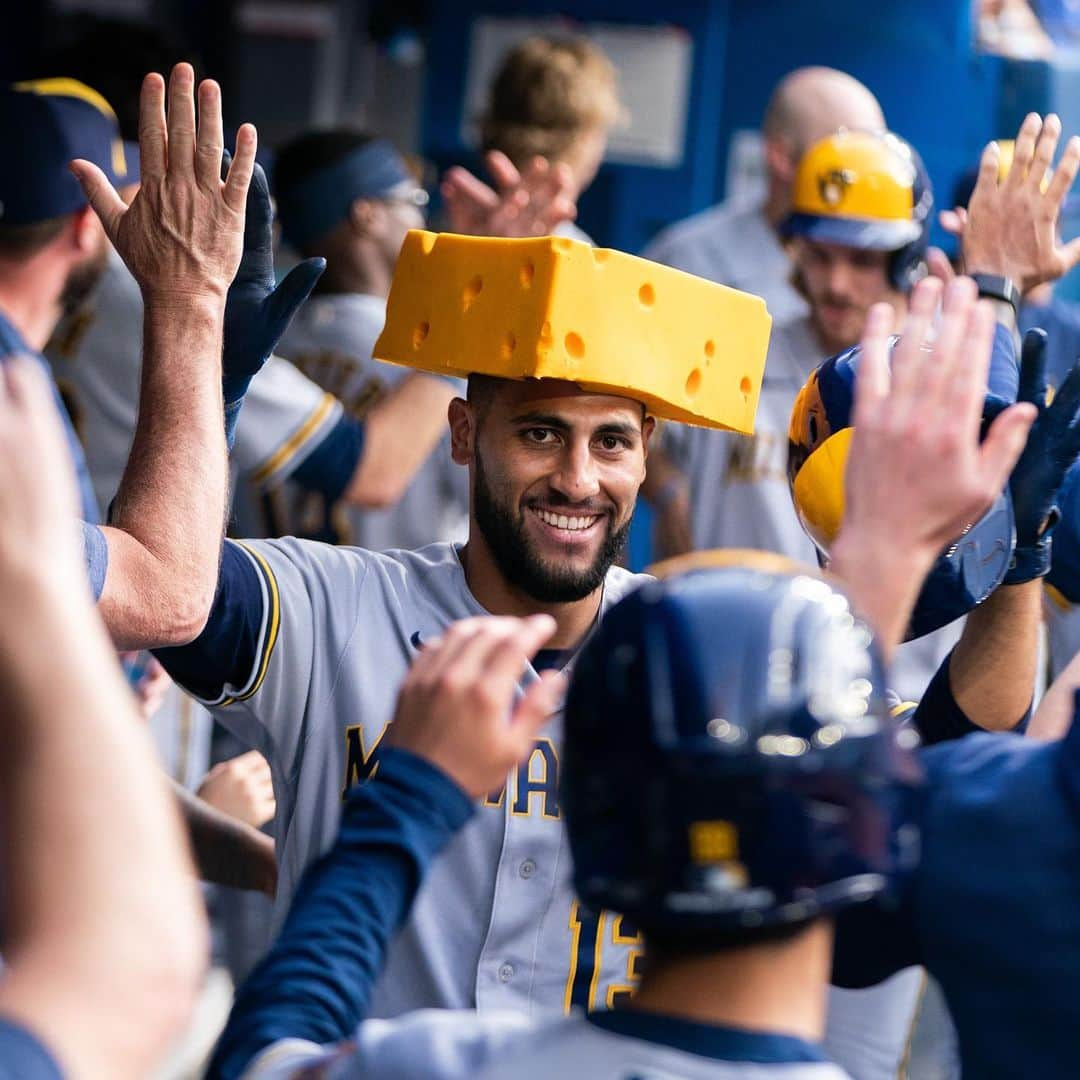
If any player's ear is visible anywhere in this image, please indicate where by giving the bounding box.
[641,414,656,459]
[448,397,475,465]
[348,197,380,234]
[764,134,797,186]
[71,205,104,253]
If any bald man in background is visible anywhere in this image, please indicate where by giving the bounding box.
[642,66,885,323]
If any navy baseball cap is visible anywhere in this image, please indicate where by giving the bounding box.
[0,78,135,226]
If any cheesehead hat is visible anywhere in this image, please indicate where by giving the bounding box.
[374,230,771,433]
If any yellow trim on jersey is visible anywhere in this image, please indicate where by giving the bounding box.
[1045,582,1073,612]
[890,700,918,720]
[249,392,337,487]
[219,543,281,708]
[14,78,128,177]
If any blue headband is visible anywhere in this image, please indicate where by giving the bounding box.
[275,140,414,250]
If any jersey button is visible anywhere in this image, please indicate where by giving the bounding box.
[519,859,536,879]
[498,963,515,983]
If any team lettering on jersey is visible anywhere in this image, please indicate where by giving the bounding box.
[341,724,644,1009]
[342,724,561,820]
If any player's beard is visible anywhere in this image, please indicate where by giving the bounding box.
[473,447,630,604]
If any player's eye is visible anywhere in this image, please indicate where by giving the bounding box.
[522,427,558,445]
[596,434,630,453]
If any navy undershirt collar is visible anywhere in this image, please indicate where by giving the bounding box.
[532,647,573,672]
[587,1008,828,1064]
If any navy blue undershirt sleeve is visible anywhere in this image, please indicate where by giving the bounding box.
[831,891,922,988]
[289,413,364,504]
[0,1017,64,1080]
[207,748,474,1080]
[153,540,265,700]
[911,647,1029,745]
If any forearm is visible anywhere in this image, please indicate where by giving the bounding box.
[828,531,936,662]
[101,295,229,647]
[345,376,455,508]
[173,780,277,895]
[949,580,1040,731]
[0,579,206,1077]
[209,749,472,1080]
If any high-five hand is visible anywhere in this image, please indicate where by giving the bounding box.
[70,63,256,304]
[947,113,1080,293]
[385,615,563,798]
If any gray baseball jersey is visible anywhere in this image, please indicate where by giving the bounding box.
[190,538,648,1017]
[663,315,961,704]
[642,200,808,326]
[275,292,468,551]
[227,354,344,538]
[243,1011,851,1079]
[180,536,923,1080]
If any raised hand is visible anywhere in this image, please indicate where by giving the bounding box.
[844,277,1035,558]
[950,113,1080,293]
[830,277,1037,651]
[222,155,325,404]
[70,63,256,304]
[441,150,577,238]
[384,615,563,798]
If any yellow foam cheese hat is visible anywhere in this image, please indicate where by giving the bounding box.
[374,230,772,433]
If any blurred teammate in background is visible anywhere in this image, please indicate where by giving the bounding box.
[441,34,621,243]
[269,131,466,550]
[643,66,885,323]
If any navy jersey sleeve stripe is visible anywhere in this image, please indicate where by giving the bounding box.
[207,748,473,1080]
[153,539,273,703]
[289,413,364,504]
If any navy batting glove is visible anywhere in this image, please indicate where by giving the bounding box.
[1002,329,1080,583]
[222,155,325,408]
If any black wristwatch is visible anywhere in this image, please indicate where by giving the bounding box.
[970,273,1021,316]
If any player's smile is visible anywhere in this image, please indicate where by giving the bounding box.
[527,503,607,550]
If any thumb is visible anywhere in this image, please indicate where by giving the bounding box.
[267,257,325,328]
[70,159,126,240]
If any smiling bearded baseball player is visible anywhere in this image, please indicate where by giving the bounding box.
[152,229,772,1020]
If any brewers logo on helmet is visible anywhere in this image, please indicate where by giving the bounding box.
[563,554,922,940]
[787,343,1016,639]
[781,130,933,292]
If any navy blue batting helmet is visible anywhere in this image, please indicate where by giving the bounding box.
[788,330,1019,639]
[563,554,922,937]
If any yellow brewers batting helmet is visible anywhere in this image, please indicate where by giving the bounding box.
[781,130,934,291]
